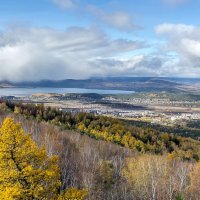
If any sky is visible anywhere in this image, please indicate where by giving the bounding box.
[0,0,200,81]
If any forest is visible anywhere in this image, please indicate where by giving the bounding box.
[126,119,200,139]
[0,100,200,199]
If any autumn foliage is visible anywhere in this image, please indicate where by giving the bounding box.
[0,118,87,200]
[0,102,200,199]
[3,100,200,161]
[58,188,88,200]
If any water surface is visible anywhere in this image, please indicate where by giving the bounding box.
[0,87,134,97]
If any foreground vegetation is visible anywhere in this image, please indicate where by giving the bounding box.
[0,101,200,199]
[1,100,200,161]
[0,118,87,199]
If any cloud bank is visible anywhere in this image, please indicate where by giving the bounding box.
[1,22,200,81]
[0,26,144,81]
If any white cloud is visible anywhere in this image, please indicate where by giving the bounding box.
[2,22,200,82]
[155,23,200,57]
[155,23,197,37]
[52,0,77,9]
[89,54,188,77]
[155,23,200,77]
[87,22,200,78]
[0,26,143,81]
[87,6,137,31]
[52,0,137,32]
[90,56,144,75]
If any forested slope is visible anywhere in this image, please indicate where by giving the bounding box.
[0,101,200,199]
[1,100,200,161]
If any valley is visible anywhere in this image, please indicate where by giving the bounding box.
[3,89,200,139]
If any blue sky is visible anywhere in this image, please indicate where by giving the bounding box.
[0,0,200,81]
[1,0,199,34]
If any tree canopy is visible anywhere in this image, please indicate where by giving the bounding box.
[0,118,60,199]
[0,118,87,199]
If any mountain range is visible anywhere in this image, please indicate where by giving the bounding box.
[1,77,200,92]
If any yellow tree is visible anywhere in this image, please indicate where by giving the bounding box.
[58,188,88,200]
[0,118,61,200]
[122,155,170,200]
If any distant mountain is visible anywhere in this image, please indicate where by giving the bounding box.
[1,77,200,92]
[0,81,14,88]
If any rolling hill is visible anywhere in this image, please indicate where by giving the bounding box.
[1,77,200,92]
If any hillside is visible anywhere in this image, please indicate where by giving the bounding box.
[0,101,200,199]
[2,77,200,92]
[2,100,200,160]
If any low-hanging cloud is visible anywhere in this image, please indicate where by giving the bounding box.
[1,22,200,82]
[90,55,183,77]
[0,26,144,81]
